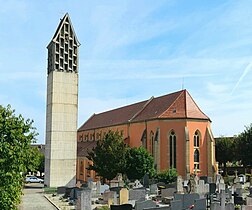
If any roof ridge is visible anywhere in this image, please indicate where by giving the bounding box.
[128,96,154,122]
[158,90,184,118]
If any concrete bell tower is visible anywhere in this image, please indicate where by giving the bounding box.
[45,13,80,187]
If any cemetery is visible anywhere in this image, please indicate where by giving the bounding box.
[45,171,252,210]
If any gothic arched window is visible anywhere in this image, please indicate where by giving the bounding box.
[169,130,176,168]
[193,130,201,170]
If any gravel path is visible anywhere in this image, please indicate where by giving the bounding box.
[18,183,58,210]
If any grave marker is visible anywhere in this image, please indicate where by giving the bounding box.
[120,188,129,205]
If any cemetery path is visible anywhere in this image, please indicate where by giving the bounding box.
[18,183,58,210]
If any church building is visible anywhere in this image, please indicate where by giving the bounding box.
[77,89,217,182]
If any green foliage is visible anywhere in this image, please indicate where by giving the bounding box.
[236,124,252,167]
[215,136,236,165]
[155,168,178,184]
[125,146,155,180]
[28,147,45,173]
[87,130,128,181]
[0,105,38,209]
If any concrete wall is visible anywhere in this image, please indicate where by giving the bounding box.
[45,71,78,187]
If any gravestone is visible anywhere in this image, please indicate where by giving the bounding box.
[150,184,158,195]
[194,198,207,210]
[129,188,146,201]
[96,181,101,195]
[143,174,150,188]
[161,188,176,198]
[111,204,132,210]
[189,174,197,193]
[220,190,226,210]
[174,193,200,209]
[225,203,234,210]
[216,174,221,185]
[120,188,129,205]
[210,202,221,210]
[247,196,252,205]
[108,192,118,207]
[77,189,91,210]
[209,183,216,195]
[248,187,252,197]
[236,188,243,197]
[135,199,156,210]
[176,175,184,194]
[170,200,182,210]
[234,195,244,206]
[200,176,208,184]
[133,180,143,189]
[103,191,117,202]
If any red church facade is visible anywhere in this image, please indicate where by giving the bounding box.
[76,90,217,182]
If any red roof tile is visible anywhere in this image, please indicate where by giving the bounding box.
[78,90,210,131]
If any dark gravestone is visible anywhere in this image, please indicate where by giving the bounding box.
[135,200,156,210]
[193,198,206,210]
[209,183,216,195]
[143,174,150,188]
[170,200,182,210]
[111,204,132,210]
[199,176,208,184]
[57,186,67,194]
[234,195,244,205]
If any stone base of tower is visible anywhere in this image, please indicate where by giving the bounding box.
[45,71,78,188]
[45,158,76,187]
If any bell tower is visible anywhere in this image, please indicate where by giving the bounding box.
[45,13,80,187]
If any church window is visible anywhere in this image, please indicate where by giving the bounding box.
[193,130,201,171]
[169,130,176,168]
[141,129,147,149]
[150,131,154,156]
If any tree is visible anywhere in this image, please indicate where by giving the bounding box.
[215,136,236,174]
[124,146,155,180]
[236,124,252,167]
[155,168,178,184]
[87,130,128,181]
[0,105,38,209]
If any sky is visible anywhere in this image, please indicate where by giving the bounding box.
[0,0,252,144]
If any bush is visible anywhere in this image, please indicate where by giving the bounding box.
[155,168,178,184]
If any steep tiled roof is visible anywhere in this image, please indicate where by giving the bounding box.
[78,90,210,131]
[78,100,149,131]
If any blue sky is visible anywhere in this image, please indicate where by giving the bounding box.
[0,0,252,144]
